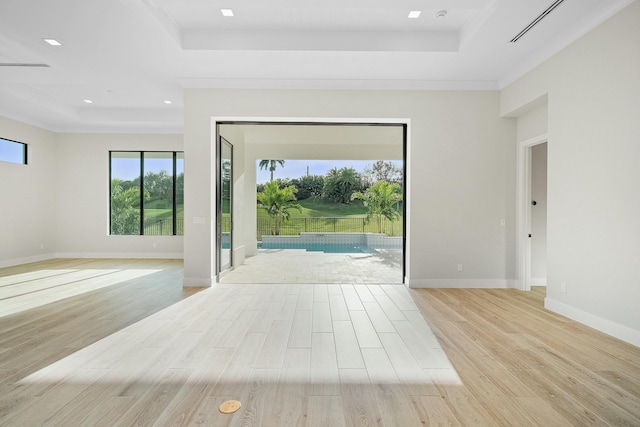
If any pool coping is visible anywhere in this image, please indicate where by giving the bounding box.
[261,232,402,249]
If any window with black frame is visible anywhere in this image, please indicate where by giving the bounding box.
[109,151,184,235]
[0,138,27,165]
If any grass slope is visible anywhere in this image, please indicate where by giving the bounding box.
[257,196,368,218]
[256,196,403,238]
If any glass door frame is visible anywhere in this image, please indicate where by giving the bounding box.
[216,136,233,279]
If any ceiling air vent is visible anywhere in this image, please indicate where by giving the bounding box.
[0,63,50,67]
[510,0,567,43]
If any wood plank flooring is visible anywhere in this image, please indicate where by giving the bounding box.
[0,259,639,426]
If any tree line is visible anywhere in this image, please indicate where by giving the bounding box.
[257,160,402,203]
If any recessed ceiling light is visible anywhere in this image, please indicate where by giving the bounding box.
[221,9,234,17]
[83,99,93,104]
[164,100,172,105]
[43,38,62,46]
[408,11,421,19]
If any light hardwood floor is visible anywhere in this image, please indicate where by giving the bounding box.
[0,259,638,426]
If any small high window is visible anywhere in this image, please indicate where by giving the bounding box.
[0,138,27,165]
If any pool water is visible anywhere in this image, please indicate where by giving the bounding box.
[258,242,378,254]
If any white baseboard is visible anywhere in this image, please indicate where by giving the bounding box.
[0,253,55,268]
[545,297,640,348]
[531,277,547,286]
[408,279,516,289]
[183,276,213,287]
[55,252,184,259]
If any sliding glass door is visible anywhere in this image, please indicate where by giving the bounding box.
[217,137,233,276]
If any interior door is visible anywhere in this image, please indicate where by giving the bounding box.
[218,137,233,276]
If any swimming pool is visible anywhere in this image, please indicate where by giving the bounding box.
[258,242,378,254]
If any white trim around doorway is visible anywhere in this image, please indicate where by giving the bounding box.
[212,116,412,285]
[516,133,548,291]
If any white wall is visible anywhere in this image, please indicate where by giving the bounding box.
[0,122,185,266]
[184,89,517,287]
[54,133,184,258]
[516,100,548,142]
[0,117,57,267]
[501,1,640,345]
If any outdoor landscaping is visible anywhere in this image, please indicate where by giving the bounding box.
[256,160,403,241]
[110,159,403,240]
[256,196,403,239]
[110,172,184,236]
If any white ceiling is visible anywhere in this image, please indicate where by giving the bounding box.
[0,0,633,133]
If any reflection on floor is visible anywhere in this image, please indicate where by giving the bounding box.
[221,249,403,284]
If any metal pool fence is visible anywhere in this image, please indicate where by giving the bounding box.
[141,217,401,239]
[257,217,402,240]
[144,218,185,235]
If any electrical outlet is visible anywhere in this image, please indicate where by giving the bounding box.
[500,218,506,227]
[561,282,567,293]
[40,243,44,250]
[152,242,157,248]
[457,264,463,272]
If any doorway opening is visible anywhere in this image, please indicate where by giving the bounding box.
[517,135,548,291]
[214,120,408,285]
[530,143,547,287]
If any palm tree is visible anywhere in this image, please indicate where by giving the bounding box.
[351,180,402,234]
[257,180,302,235]
[323,167,363,203]
[259,159,285,181]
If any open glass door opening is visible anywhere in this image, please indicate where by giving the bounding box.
[217,122,406,285]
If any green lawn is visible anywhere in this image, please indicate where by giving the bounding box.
[143,202,184,235]
[257,196,369,218]
[142,196,401,236]
[256,196,403,238]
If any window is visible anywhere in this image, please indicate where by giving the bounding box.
[110,151,184,235]
[0,138,27,165]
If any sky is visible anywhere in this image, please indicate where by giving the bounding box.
[256,159,402,184]
[100,152,402,183]
[110,154,185,181]
[0,138,26,164]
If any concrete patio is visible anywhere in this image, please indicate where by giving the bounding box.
[220,248,403,284]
